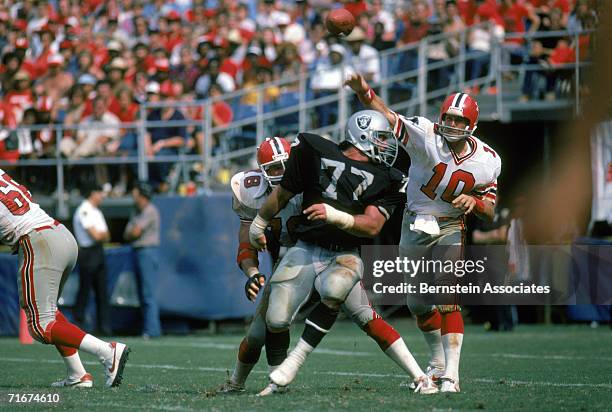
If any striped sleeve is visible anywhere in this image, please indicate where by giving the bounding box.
[391,111,410,147]
[472,180,498,204]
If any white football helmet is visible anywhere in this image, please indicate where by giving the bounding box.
[345,110,398,167]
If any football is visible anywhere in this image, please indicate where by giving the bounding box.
[325,8,356,36]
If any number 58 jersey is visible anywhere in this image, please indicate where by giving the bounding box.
[391,113,501,218]
[0,169,55,246]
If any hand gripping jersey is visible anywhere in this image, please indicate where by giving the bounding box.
[231,169,302,247]
[279,133,405,249]
[0,169,55,246]
[391,113,501,218]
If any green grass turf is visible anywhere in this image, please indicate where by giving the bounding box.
[0,321,611,411]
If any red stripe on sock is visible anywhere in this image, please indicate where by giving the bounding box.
[363,318,400,351]
[48,320,86,348]
[416,309,441,332]
[441,311,464,335]
[238,337,262,364]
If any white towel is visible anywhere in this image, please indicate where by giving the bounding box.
[409,214,440,235]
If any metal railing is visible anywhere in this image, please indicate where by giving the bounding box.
[0,26,592,217]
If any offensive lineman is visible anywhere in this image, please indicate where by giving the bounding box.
[345,73,501,392]
[0,169,130,388]
[226,136,435,395]
[249,113,437,394]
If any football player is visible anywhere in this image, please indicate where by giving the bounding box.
[225,136,434,395]
[0,169,129,388]
[249,113,438,394]
[345,73,502,393]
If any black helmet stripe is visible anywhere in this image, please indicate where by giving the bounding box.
[452,92,466,108]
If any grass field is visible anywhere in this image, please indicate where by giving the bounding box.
[1,320,611,411]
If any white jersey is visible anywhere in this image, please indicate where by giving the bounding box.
[391,113,501,218]
[231,170,303,247]
[0,169,55,246]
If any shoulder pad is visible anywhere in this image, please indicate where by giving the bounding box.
[230,170,270,212]
[297,132,339,154]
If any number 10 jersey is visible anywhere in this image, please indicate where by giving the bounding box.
[391,113,502,218]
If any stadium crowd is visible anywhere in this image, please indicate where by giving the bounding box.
[0,0,599,193]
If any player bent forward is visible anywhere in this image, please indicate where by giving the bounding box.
[249,112,438,394]
[0,169,130,388]
[224,135,435,395]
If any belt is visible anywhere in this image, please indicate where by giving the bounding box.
[407,211,461,223]
[309,239,358,253]
[34,220,61,232]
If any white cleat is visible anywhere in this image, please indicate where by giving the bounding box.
[412,375,439,395]
[257,382,288,397]
[103,342,130,388]
[51,373,93,388]
[440,377,461,393]
[269,354,303,387]
[408,365,444,390]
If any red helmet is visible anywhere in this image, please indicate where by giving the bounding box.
[256,137,291,185]
[435,92,479,142]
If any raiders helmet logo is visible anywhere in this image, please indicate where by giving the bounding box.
[356,115,371,130]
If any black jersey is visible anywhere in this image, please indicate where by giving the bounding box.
[280,133,405,249]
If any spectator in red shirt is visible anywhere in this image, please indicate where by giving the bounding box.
[3,71,34,122]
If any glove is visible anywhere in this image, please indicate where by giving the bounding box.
[245,273,266,301]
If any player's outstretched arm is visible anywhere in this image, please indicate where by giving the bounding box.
[344,73,395,127]
[303,203,386,238]
[249,185,295,250]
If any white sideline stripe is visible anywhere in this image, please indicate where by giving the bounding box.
[83,402,197,412]
[2,357,612,390]
[494,353,612,362]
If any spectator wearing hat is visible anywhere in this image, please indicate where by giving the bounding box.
[145,84,186,192]
[39,54,74,104]
[311,43,355,127]
[344,27,380,83]
[105,57,129,95]
[12,37,37,79]
[3,71,34,123]
[73,183,112,335]
[124,181,162,338]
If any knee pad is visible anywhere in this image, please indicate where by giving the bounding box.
[265,310,291,332]
[320,256,362,302]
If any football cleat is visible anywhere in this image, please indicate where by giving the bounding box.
[412,375,439,395]
[440,377,461,393]
[51,373,93,388]
[217,380,246,394]
[269,352,305,387]
[408,365,444,390]
[103,342,130,388]
[256,381,288,397]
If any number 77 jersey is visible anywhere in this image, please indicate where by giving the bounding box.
[391,112,501,218]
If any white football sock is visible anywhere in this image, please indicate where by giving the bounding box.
[62,352,87,378]
[384,338,425,379]
[442,333,463,381]
[231,360,255,386]
[288,338,313,365]
[79,334,112,361]
[422,329,445,370]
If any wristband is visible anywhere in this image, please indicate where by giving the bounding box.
[474,198,486,214]
[359,87,375,104]
[323,204,355,230]
[249,214,269,246]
